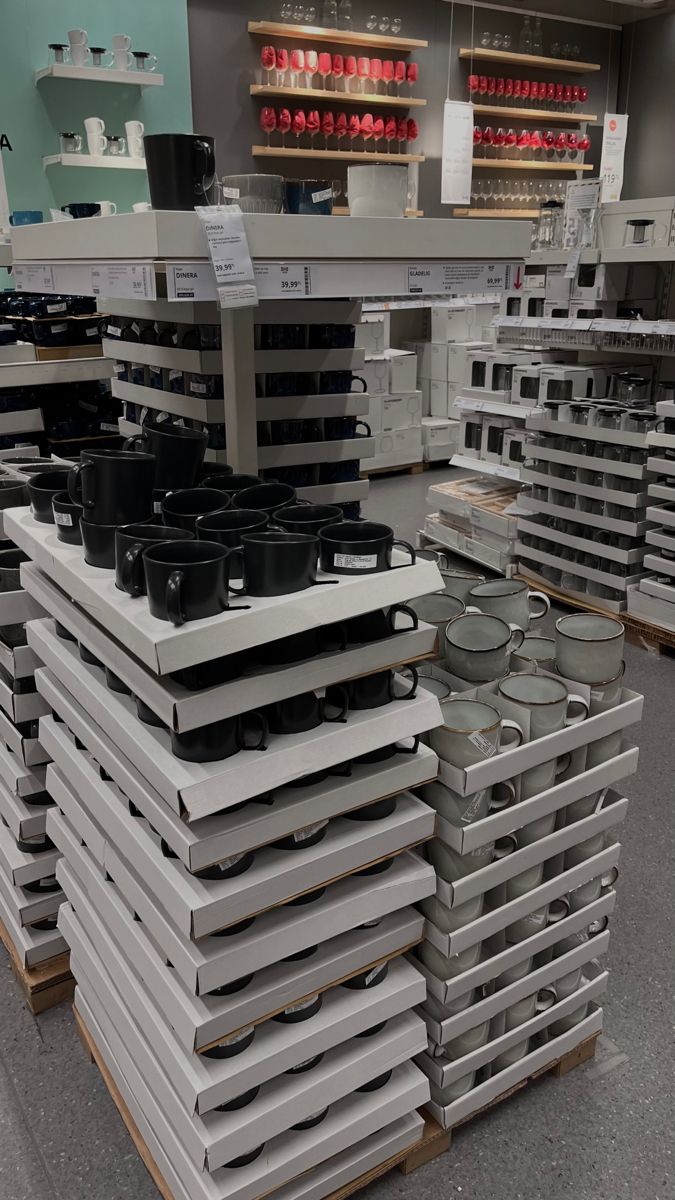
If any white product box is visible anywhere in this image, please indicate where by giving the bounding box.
[388,351,418,394]
[371,427,423,470]
[568,300,618,320]
[429,305,497,344]
[0,708,48,768]
[0,740,46,799]
[511,363,545,406]
[0,816,60,887]
[76,983,428,1200]
[501,427,530,469]
[356,312,390,356]
[422,419,460,463]
[361,358,391,395]
[480,415,512,464]
[538,364,597,403]
[402,340,431,378]
[0,587,45,627]
[420,378,431,417]
[26,568,436,735]
[381,392,423,431]
[571,263,629,302]
[429,341,488,384]
[60,846,423,1053]
[0,677,48,725]
[0,860,63,928]
[458,413,483,459]
[464,351,538,399]
[359,393,382,434]
[0,777,52,842]
[544,265,573,304]
[544,300,570,320]
[598,196,675,250]
[9,509,442,676]
[0,640,41,681]
[429,381,450,419]
[627,583,675,630]
[0,883,66,967]
[46,757,433,939]
[51,805,434,996]
[31,628,441,819]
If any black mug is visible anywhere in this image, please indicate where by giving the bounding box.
[265,687,348,736]
[61,203,100,219]
[254,623,345,668]
[170,648,250,691]
[319,521,416,575]
[211,473,262,497]
[68,449,155,525]
[333,666,418,711]
[81,519,122,569]
[51,491,83,544]
[124,421,208,490]
[27,471,70,524]
[143,540,245,625]
[234,482,297,517]
[356,736,420,764]
[197,463,233,481]
[272,504,342,536]
[161,488,231,533]
[170,711,267,763]
[115,523,194,596]
[195,508,269,547]
[0,478,28,509]
[144,133,216,210]
[345,604,418,644]
[229,531,331,597]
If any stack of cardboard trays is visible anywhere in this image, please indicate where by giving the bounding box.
[413,659,643,1132]
[627,405,675,632]
[424,478,522,574]
[5,499,448,1200]
[357,312,422,470]
[0,452,68,977]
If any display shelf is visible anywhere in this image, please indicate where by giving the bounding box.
[522,466,649,508]
[111,379,224,424]
[255,347,364,372]
[257,436,374,469]
[458,47,601,73]
[519,494,650,538]
[453,208,538,220]
[257,391,365,420]
[515,542,644,591]
[472,159,593,172]
[0,342,36,364]
[0,244,12,268]
[526,414,649,449]
[600,245,675,264]
[0,357,112,387]
[527,249,600,265]
[450,454,521,481]
[333,207,423,217]
[43,154,146,171]
[35,64,164,87]
[248,20,428,51]
[102,338,222,374]
[420,520,514,574]
[253,145,425,164]
[250,84,426,107]
[518,519,644,566]
[296,479,369,504]
[472,104,597,124]
[456,396,538,419]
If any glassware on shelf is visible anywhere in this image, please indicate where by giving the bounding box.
[306,6,317,21]
[48,43,70,65]
[261,45,276,85]
[480,31,492,47]
[503,35,512,50]
[370,57,383,93]
[305,50,318,88]
[307,108,320,147]
[60,132,82,154]
[492,33,504,49]
[382,59,394,92]
[624,218,656,247]
[394,59,405,93]
[550,43,560,57]
[357,55,370,93]
[366,14,378,30]
[378,16,390,32]
[406,61,418,92]
[322,0,338,26]
[280,3,293,20]
[276,47,289,85]
[105,135,126,156]
[532,17,543,54]
[391,17,402,33]
[337,0,353,30]
[519,16,532,53]
[292,5,305,22]
[534,200,564,250]
[289,48,304,87]
[318,51,332,88]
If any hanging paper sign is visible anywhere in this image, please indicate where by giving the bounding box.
[599,114,628,203]
[195,205,258,309]
[441,101,474,206]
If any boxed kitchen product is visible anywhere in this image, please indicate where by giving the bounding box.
[371,427,423,469]
[355,312,390,356]
[480,414,512,464]
[388,350,418,393]
[429,341,488,384]
[402,340,431,378]
[360,393,382,435]
[360,358,391,395]
[420,377,431,416]
[428,303,498,344]
[381,391,423,431]
[571,263,629,302]
[459,413,483,460]
[422,418,460,463]
[545,264,573,304]
[502,427,532,469]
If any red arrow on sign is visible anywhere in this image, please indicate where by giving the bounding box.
[513,267,523,290]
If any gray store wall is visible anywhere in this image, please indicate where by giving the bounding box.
[618,13,675,201]
[187,0,620,219]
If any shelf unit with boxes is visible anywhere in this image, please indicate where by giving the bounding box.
[628,400,675,630]
[420,475,522,574]
[3,485,451,1197]
[10,212,529,508]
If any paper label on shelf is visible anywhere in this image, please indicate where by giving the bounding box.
[100,422,119,432]
[49,323,68,333]
[408,262,515,296]
[85,325,99,336]
[190,380,207,394]
[217,282,259,309]
[562,179,601,249]
[255,262,312,298]
[441,100,474,206]
[46,302,67,314]
[494,464,518,479]
[467,730,497,758]
[599,114,628,203]
[294,820,329,843]
[49,208,73,222]
[589,318,632,333]
[218,1026,254,1047]
[364,963,387,987]
[564,246,583,280]
[166,261,218,302]
[91,262,156,301]
[312,187,332,203]
[333,552,377,570]
[13,264,55,293]
[54,511,73,527]
[221,187,240,198]
[657,322,675,337]
[196,204,255,285]
[284,995,319,1016]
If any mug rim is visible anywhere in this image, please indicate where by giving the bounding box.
[469,579,526,599]
[82,448,155,463]
[241,530,319,546]
[555,613,624,643]
[436,697,501,734]
[142,539,227,564]
[498,671,568,707]
[143,421,207,442]
[445,612,512,653]
[196,509,268,530]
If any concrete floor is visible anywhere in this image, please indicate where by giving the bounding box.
[1,463,673,1200]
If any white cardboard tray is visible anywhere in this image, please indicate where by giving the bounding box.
[0,883,66,967]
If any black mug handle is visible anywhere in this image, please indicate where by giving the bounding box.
[390,539,416,568]
[120,543,145,597]
[165,569,185,626]
[386,603,419,634]
[319,621,347,653]
[68,460,93,507]
[194,138,216,201]
[320,684,349,724]
[330,760,352,777]
[225,546,247,595]
[389,665,418,701]
[123,433,147,451]
[397,735,420,755]
[351,376,368,393]
[238,711,268,751]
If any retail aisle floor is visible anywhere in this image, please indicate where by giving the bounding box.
[0,465,673,1200]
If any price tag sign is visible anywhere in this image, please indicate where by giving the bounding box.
[255,262,312,298]
[599,114,628,203]
[13,263,55,293]
[91,262,156,300]
[408,262,515,296]
[564,246,583,280]
[196,205,258,309]
[167,261,218,301]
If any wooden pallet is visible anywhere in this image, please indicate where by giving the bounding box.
[517,573,675,656]
[441,1032,599,1145]
[0,916,74,1014]
[73,1005,450,1200]
[361,462,427,478]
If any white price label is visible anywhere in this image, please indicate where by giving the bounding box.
[167,262,218,301]
[284,994,319,1015]
[13,263,55,293]
[254,262,312,298]
[221,186,240,198]
[658,322,675,337]
[294,821,329,843]
[408,262,515,296]
[564,246,583,280]
[467,730,497,758]
[54,511,73,527]
[312,187,332,203]
[364,964,387,987]
[334,552,377,570]
[46,302,67,314]
[196,205,255,287]
[217,282,259,309]
[91,263,156,300]
[190,380,207,395]
[494,465,517,479]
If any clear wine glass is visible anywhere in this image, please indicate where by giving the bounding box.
[306,5,317,20]
[503,34,512,49]
[480,30,492,46]
[366,14,378,30]
[280,2,293,18]
[470,179,481,210]
[391,17,402,33]
[483,176,495,209]
[492,33,503,49]
[379,16,391,31]
[292,4,305,22]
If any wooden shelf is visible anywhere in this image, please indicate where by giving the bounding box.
[43,153,146,171]
[453,208,538,219]
[473,103,596,123]
[459,47,600,73]
[333,206,423,216]
[35,64,164,87]
[248,20,427,51]
[252,145,424,163]
[250,84,426,107]
[472,158,593,172]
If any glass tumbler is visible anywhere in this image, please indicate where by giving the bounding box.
[623,219,655,246]
[60,132,82,154]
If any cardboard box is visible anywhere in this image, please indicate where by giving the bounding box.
[480,415,511,464]
[0,708,48,768]
[422,419,460,463]
[0,677,49,725]
[0,739,46,799]
[518,493,649,539]
[420,378,431,417]
[544,265,573,304]
[571,263,628,302]
[388,351,418,394]
[370,428,423,470]
[381,392,423,432]
[26,570,436,734]
[0,882,66,967]
[429,341,488,385]
[0,860,63,928]
[60,851,423,1052]
[76,984,429,1200]
[359,393,382,435]
[46,757,434,938]
[627,584,675,631]
[0,776,52,841]
[521,466,649,509]
[360,358,391,395]
[50,807,434,996]
[0,815,60,887]
[429,305,498,345]
[0,588,45,627]
[402,340,431,378]
[9,508,443,676]
[0,640,41,681]
[32,631,441,818]
[356,313,390,356]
